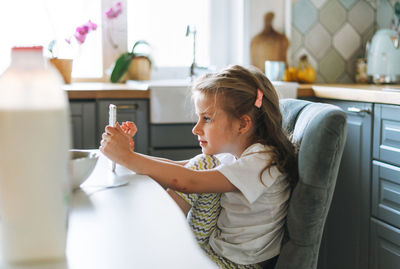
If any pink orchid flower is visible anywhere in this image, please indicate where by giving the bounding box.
[85,20,98,31]
[72,20,97,44]
[74,31,87,44]
[105,2,122,19]
[76,25,89,35]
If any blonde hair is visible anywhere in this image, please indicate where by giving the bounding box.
[192,65,298,187]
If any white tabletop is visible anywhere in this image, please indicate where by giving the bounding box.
[1,153,217,269]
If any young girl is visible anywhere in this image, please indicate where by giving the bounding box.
[100,65,298,269]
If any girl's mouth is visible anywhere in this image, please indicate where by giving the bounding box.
[199,140,207,147]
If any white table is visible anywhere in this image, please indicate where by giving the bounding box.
[1,153,217,269]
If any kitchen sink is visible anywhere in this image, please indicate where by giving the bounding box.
[129,79,298,124]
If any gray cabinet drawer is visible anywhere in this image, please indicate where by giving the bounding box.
[372,160,400,229]
[150,124,199,147]
[70,101,96,149]
[374,104,400,166]
[370,218,400,269]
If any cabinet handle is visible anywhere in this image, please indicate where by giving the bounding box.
[117,104,138,110]
[347,107,371,114]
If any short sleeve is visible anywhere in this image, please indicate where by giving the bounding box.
[217,145,282,204]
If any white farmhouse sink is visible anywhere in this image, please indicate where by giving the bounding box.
[148,79,195,124]
[272,81,299,99]
[130,79,298,124]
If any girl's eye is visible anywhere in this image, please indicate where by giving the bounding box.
[203,116,211,123]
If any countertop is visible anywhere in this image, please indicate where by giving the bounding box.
[310,84,400,105]
[295,83,400,105]
[63,82,150,99]
[0,152,217,269]
[64,82,400,105]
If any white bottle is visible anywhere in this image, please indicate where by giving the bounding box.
[0,47,71,263]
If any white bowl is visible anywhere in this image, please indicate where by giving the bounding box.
[69,150,99,189]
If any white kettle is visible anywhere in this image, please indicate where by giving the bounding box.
[367,29,400,83]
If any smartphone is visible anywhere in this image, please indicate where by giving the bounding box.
[109,104,117,126]
[108,104,117,172]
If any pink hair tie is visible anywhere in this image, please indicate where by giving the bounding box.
[254,88,263,108]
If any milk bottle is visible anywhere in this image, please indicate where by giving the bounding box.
[0,47,71,263]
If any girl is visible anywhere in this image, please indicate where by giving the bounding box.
[100,65,298,269]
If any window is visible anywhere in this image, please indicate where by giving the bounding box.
[0,0,102,78]
[0,0,241,80]
[127,0,210,68]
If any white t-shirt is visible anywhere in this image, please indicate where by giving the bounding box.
[209,143,291,265]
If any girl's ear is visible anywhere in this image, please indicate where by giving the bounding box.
[238,114,252,134]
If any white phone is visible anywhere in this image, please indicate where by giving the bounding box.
[109,104,117,127]
[108,104,117,172]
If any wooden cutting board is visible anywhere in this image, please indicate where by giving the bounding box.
[250,12,289,73]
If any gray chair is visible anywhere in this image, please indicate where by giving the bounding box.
[271,99,347,269]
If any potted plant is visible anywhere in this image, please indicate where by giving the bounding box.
[110,40,152,83]
[48,40,73,84]
[48,20,97,84]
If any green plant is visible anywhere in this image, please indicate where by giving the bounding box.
[110,40,152,83]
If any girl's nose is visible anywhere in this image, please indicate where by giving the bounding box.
[192,121,202,135]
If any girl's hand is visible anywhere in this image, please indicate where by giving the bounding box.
[121,121,137,137]
[100,123,133,165]
[121,121,137,150]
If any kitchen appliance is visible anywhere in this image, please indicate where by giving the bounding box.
[367,29,400,83]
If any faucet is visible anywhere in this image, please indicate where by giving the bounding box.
[186,24,208,79]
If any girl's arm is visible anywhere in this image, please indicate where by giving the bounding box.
[100,123,237,194]
[122,152,237,193]
[136,153,188,166]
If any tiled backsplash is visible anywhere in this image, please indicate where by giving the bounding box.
[291,0,398,83]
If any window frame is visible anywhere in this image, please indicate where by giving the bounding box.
[76,0,291,82]
[76,0,234,82]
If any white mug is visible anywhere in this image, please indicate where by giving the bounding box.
[265,61,285,81]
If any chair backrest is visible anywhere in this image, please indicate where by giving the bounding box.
[274,99,347,269]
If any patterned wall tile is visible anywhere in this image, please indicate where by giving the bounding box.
[304,23,332,59]
[349,1,375,34]
[363,26,377,49]
[377,0,393,29]
[319,49,345,82]
[290,27,303,57]
[338,73,354,83]
[291,0,395,82]
[346,47,364,80]
[316,72,326,83]
[293,0,318,34]
[333,23,360,60]
[339,0,358,10]
[293,47,318,70]
[320,0,347,34]
[311,0,328,9]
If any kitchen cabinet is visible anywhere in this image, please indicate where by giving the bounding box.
[316,99,372,269]
[69,101,96,149]
[97,99,149,154]
[370,218,400,269]
[149,124,201,161]
[370,104,400,269]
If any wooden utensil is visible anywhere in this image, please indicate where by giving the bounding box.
[250,12,289,73]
